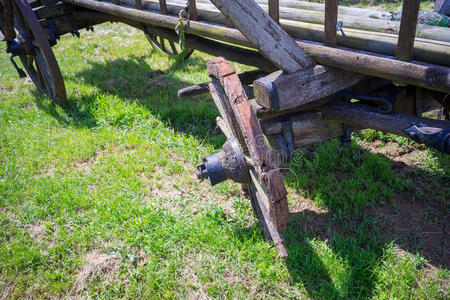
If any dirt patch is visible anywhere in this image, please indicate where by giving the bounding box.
[71,252,121,295]
[75,145,136,172]
[289,196,332,239]
[144,70,164,78]
[105,78,129,90]
[141,163,237,215]
[0,85,13,92]
[27,221,46,242]
[372,192,449,270]
[146,79,167,89]
[182,254,210,300]
[0,280,15,300]
[358,140,429,172]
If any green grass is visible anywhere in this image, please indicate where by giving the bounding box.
[0,23,449,299]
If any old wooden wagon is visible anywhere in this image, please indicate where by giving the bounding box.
[1,0,449,257]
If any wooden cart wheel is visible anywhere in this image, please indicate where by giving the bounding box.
[0,0,66,104]
[205,57,290,258]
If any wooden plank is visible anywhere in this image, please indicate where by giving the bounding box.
[324,0,337,47]
[395,0,420,62]
[254,65,364,110]
[209,0,315,73]
[268,0,280,23]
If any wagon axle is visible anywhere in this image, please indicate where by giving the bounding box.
[196,137,250,186]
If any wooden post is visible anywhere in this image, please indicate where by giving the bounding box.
[324,0,337,47]
[188,0,198,20]
[135,0,142,9]
[158,0,167,14]
[268,0,279,24]
[157,0,168,51]
[395,0,420,62]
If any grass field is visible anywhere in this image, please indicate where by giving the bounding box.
[0,23,449,299]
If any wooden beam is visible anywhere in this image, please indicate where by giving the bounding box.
[188,0,198,20]
[321,100,450,138]
[262,111,344,147]
[268,0,280,23]
[395,0,420,62]
[254,66,364,110]
[209,0,315,73]
[324,0,337,47]
[60,0,450,93]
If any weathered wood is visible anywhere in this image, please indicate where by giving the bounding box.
[262,111,344,147]
[321,100,450,137]
[177,69,267,99]
[33,2,66,19]
[158,0,167,14]
[395,0,420,62]
[207,57,290,232]
[197,0,391,19]
[2,0,16,41]
[244,0,391,19]
[268,0,279,23]
[254,66,364,110]
[209,0,315,73]
[144,25,276,72]
[434,0,450,16]
[188,0,198,20]
[173,0,450,43]
[59,0,450,93]
[249,168,288,258]
[135,0,142,10]
[115,0,450,66]
[324,0,337,47]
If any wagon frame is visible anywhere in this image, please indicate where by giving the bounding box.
[1,0,449,257]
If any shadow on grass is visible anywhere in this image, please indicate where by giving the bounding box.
[30,51,447,298]
[280,141,448,298]
[34,53,223,147]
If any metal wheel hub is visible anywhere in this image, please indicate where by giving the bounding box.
[196,137,250,186]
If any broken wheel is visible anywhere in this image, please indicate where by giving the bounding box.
[196,57,290,258]
[0,0,66,104]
